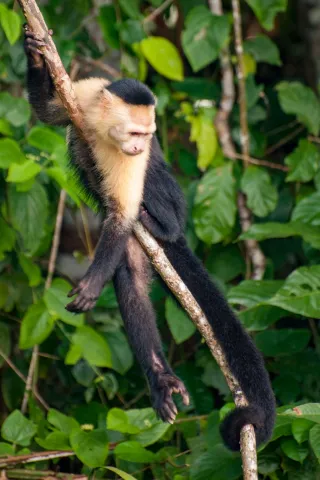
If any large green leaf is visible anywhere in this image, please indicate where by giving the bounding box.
[165,297,196,344]
[269,266,320,318]
[244,35,281,65]
[0,5,21,45]
[8,182,48,255]
[255,329,310,356]
[19,301,55,349]
[7,160,42,183]
[47,409,79,435]
[241,166,278,217]
[281,438,308,463]
[193,164,236,244]
[107,408,140,434]
[239,305,286,332]
[245,0,288,30]
[310,424,320,462]
[292,418,314,444]
[285,139,320,182]
[277,82,320,135]
[281,403,320,423]
[228,280,283,308]
[190,445,242,480]
[189,109,217,171]
[27,127,65,154]
[71,326,112,368]
[114,441,156,463]
[0,217,16,260]
[18,254,42,287]
[182,7,230,72]
[140,37,183,81]
[1,410,37,446]
[292,191,320,226]
[44,278,84,327]
[70,428,109,468]
[36,432,70,451]
[0,138,25,168]
[104,330,133,375]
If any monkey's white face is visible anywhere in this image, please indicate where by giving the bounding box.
[108,124,155,156]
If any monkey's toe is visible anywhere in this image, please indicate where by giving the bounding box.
[152,373,189,424]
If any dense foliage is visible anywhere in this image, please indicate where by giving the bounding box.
[1,0,320,478]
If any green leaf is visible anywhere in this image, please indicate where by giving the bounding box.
[190,445,242,480]
[1,410,36,446]
[0,138,25,168]
[182,7,230,72]
[282,403,320,423]
[241,166,278,217]
[65,344,82,365]
[44,278,84,327]
[8,182,48,255]
[7,160,42,183]
[105,330,133,375]
[281,438,308,463]
[277,82,320,135]
[27,127,65,154]
[310,424,320,462]
[193,164,236,244]
[70,428,108,468]
[292,191,320,226]
[239,305,286,332]
[189,110,218,170]
[18,254,42,287]
[140,37,184,81]
[165,297,196,344]
[292,418,314,444]
[255,329,311,356]
[118,0,141,19]
[129,409,171,446]
[0,217,16,260]
[0,322,11,368]
[0,443,15,456]
[106,467,137,480]
[245,0,287,30]
[72,326,112,368]
[114,441,156,463]
[244,35,281,65]
[19,301,55,349]
[0,119,13,136]
[228,280,283,308]
[46,166,80,206]
[36,432,70,451]
[258,453,280,475]
[48,409,80,435]
[0,5,21,45]
[107,408,140,434]
[285,140,320,182]
[0,93,31,127]
[98,5,120,49]
[269,266,320,318]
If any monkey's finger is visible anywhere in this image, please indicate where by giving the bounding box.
[67,286,81,297]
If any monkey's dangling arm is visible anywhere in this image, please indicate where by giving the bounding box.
[66,213,131,313]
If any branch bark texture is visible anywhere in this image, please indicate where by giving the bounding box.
[18,0,258,475]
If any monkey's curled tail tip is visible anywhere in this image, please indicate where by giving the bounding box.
[220,404,275,451]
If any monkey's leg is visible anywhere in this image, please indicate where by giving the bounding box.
[114,237,189,423]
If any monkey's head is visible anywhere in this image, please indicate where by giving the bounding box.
[93,78,157,156]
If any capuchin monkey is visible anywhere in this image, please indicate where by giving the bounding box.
[24,28,275,451]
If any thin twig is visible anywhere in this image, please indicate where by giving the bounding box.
[5,469,87,480]
[308,135,320,145]
[229,151,288,171]
[266,125,305,155]
[143,0,173,24]
[174,414,208,424]
[77,56,120,79]
[0,451,74,468]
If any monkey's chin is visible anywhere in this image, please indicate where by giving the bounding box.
[121,149,144,156]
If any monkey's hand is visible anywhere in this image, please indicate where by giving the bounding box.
[151,373,189,424]
[66,276,103,313]
[23,25,52,67]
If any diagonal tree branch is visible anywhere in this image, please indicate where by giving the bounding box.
[17,0,258,474]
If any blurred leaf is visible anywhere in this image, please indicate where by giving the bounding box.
[70,428,109,468]
[285,140,320,182]
[0,443,15,456]
[18,253,42,287]
[269,266,320,318]
[72,360,95,387]
[44,278,84,327]
[27,127,65,154]
[98,5,120,49]
[141,36,183,81]
[243,53,256,77]
[292,191,320,226]
[7,160,42,183]
[0,5,21,45]
[244,35,281,65]
[19,301,55,349]
[118,0,142,19]
[190,445,242,480]
[281,438,308,463]
[182,6,230,72]
[105,330,133,375]
[72,326,112,368]
[8,182,48,255]
[277,82,320,135]
[206,245,245,283]
[120,19,145,44]
[189,110,217,170]
[0,119,13,136]
[48,409,80,435]
[114,441,156,463]
[1,410,36,446]
[165,297,196,344]
[0,138,25,168]
[292,418,314,444]
[0,217,16,260]
[245,0,287,30]
[193,164,236,244]
[0,93,31,127]
[46,166,80,206]
[106,467,137,480]
[309,424,320,462]
[255,329,310,356]
[36,432,70,451]
[0,322,10,368]
[241,166,278,217]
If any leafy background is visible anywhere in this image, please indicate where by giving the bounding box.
[1,0,320,478]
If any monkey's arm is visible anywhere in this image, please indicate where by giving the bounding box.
[140,137,186,242]
[24,28,69,127]
[66,212,131,313]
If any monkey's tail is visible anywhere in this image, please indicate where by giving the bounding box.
[163,237,276,451]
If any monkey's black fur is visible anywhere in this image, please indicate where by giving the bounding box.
[107,78,156,106]
[24,29,275,450]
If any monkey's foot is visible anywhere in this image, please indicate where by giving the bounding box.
[151,373,189,424]
[66,278,102,313]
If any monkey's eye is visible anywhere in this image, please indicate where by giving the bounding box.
[129,132,149,136]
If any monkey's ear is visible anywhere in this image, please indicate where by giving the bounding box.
[102,88,114,106]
